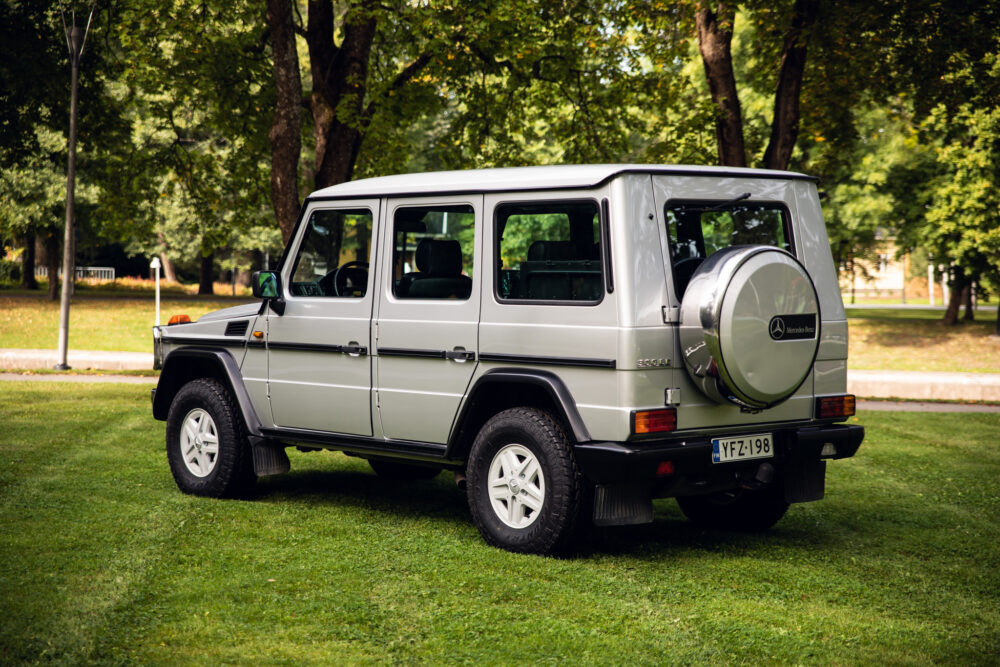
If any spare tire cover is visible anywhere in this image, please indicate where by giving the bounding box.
[678,246,820,410]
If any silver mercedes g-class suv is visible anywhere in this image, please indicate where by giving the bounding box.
[151,165,863,554]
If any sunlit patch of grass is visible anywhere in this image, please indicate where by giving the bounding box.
[848,312,999,372]
[0,295,255,353]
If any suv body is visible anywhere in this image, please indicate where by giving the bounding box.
[152,164,863,554]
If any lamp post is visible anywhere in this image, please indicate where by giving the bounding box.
[150,257,162,326]
[54,7,95,370]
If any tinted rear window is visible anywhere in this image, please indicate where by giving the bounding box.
[665,201,791,297]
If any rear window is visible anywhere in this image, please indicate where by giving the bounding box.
[665,200,791,297]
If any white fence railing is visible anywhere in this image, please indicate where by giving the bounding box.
[34,266,116,281]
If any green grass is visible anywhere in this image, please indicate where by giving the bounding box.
[847,309,1000,373]
[1,382,997,664]
[0,295,255,353]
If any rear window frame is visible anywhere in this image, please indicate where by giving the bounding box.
[663,198,796,300]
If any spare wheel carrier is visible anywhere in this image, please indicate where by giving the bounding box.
[678,245,820,410]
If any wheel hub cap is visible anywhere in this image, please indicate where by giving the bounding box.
[179,408,219,478]
[487,443,545,529]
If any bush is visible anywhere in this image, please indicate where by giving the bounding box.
[0,259,21,284]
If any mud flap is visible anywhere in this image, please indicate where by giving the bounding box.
[784,458,826,503]
[251,440,291,477]
[593,484,654,526]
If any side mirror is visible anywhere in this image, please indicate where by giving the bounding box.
[252,271,285,315]
[252,271,281,299]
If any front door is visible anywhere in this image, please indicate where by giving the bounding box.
[266,200,379,435]
[374,196,482,444]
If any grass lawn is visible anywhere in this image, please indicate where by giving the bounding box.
[1,381,997,664]
[0,295,255,353]
[847,308,1000,373]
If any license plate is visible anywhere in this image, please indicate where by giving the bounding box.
[712,433,774,463]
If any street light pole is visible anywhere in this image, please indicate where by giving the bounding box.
[55,9,94,370]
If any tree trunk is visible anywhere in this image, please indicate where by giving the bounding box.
[696,2,746,167]
[159,253,177,283]
[20,230,38,290]
[45,233,60,301]
[763,0,818,171]
[308,0,377,190]
[942,266,966,325]
[266,0,303,245]
[962,284,974,320]
[198,254,214,295]
[995,300,999,336]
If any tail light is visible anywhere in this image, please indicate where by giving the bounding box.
[816,394,856,420]
[632,408,677,435]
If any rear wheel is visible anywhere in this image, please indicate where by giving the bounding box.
[368,459,442,480]
[676,483,789,532]
[467,407,581,555]
[166,378,256,498]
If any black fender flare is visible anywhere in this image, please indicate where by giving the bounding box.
[152,347,263,439]
[448,368,592,455]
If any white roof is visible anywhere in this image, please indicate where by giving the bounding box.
[308,164,812,199]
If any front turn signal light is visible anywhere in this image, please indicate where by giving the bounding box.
[816,394,856,420]
[167,314,191,325]
[632,408,677,435]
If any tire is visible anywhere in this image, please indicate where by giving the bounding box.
[676,482,789,532]
[368,459,442,481]
[466,407,581,555]
[165,378,256,499]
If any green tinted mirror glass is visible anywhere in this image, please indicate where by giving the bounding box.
[253,271,280,299]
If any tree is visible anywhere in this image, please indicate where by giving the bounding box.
[105,0,274,293]
[693,0,819,170]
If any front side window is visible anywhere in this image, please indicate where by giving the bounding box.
[392,205,475,300]
[290,208,373,297]
[665,200,791,297]
[496,201,603,302]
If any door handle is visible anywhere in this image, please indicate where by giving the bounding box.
[342,343,367,356]
[444,349,476,362]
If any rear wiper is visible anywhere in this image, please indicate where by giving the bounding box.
[707,192,751,211]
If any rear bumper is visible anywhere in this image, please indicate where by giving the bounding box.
[574,423,864,496]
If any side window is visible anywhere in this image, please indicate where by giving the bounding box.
[392,204,475,300]
[290,208,373,298]
[496,201,603,303]
[665,201,791,298]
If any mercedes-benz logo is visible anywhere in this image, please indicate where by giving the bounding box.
[769,316,786,340]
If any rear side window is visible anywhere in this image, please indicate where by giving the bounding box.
[496,201,603,303]
[665,200,791,297]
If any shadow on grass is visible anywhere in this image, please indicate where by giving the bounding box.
[252,466,849,559]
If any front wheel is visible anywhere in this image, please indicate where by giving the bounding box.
[165,378,256,499]
[466,407,581,555]
[676,482,788,531]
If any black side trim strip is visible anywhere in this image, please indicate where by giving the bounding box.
[259,427,457,464]
[161,336,242,347]
[377,347,445,359]
[267,341,368,355]
[479,353,616,369]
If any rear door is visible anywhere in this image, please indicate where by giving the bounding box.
[266,200,378,435]
[374,196,482,444]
